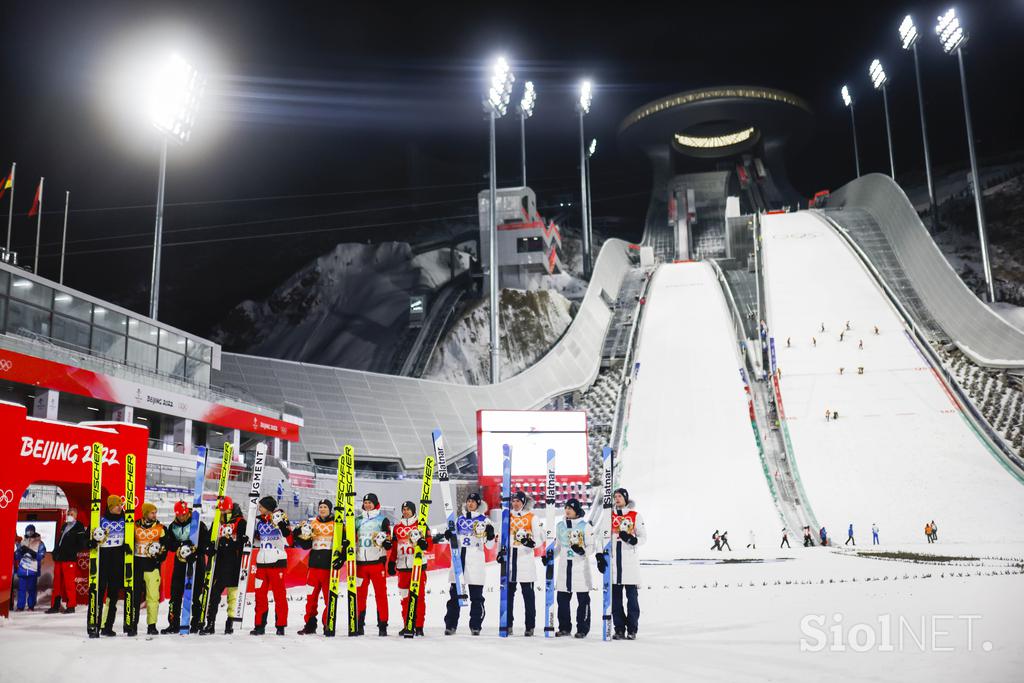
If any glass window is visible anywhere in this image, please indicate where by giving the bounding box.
[127,338,157,371]
[51,314,91,350]
[159,328,187,351]
[0,269,9,295]
[9,277,53,308]
[52,292,92,321]
[186,358,211,385]
[6,300,50,336]
[158,348,186,378]
[0,297,6,330]
[128,318,159,342]
[93,307,127,333]
[91,327,126,362]
[187,339,212,362]
[516,236,544,253]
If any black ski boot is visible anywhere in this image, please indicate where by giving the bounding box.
[414,627,424,637]
[125,627,138,637]
[224,619,234,635]
[276,626,286,636]
[298,617,317,635]
[160,623,179,635]
[62,607,75,614]
[100,627,117,637]
[378,622,388,637]
[471,628,481,636]
[523,628,534,637]
[444,627,456,636]
[200,621,216,636]
[250,624,266,636]
[612,630,626,640]
[573,632,588,639]
[398,627,413,637]
[555,630,571,637]
[147,624,158,636]
[355,611,366,636]
[626,632,637,640]
[45,602,62,614]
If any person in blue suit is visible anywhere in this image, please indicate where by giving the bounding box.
[15,524,46,611]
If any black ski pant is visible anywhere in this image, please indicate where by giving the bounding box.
[557,590,590,635]
[611,584,639,634]
[845,536,855,546]
[97,569,124,630]
[167,560,205,629]
[507,581,536,630]
[781,537,791,548]
[203,570,237,627]
[445,583,485,631]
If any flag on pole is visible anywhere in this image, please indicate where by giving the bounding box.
[27,179,42,217]
[0,168,11,201]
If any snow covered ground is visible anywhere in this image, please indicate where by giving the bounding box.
[3,550,1022,682]
[620,262,781,557]
[760,211,1024,546]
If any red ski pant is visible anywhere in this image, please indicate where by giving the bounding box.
[303,567,331,625]
[51,561,78,608]
[254,566,288,628]
[356,562,388,623]
[397,568,426,628]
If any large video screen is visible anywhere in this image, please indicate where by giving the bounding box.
[477,410,588,478]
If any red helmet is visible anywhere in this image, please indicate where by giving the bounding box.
[174,500,190,517]
[217,496,234,512]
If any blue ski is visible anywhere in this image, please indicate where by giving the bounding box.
[600,446,614,641]
[498,443,512,638]
[179,446,208,635]
[543,448,556,637]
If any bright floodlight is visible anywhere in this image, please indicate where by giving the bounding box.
[578,80,593,114]
[150,53,204,145]
[869,59,888,90]
[841,85,853,107]
[518,80,536,118]
[588,138,597,157]
[936,8,966,54]
[899,15,919,50]
[486,56,515,118]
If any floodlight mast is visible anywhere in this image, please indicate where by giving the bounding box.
[841,86,861,178]
[935,8,993,301]
[900,15,938,233]
[869,59,896,179]
[577,80,593,278]
[518,81,535,186]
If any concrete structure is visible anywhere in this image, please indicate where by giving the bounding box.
[477,186,563,290]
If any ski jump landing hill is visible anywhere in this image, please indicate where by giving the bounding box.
[620,262,781,557]
[760,209,1024,545]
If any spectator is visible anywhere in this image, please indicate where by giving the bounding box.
[15,524,46,611]
[47,508,88,613]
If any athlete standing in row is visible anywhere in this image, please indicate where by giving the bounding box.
[163,500,209,633]
[438,492,495,636]
[293,499,335,635]
[608,488,646,640]
[507,491,541,636]
[391,500,431,636]
[355,492,392,636]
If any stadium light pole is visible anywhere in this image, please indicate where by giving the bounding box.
[869,59,896,179]
[577,80,593,278]
[840,86,861,178]
[586,138,596,252]
[936,8,994,302]
[483,56,515,383]
[900,15,938,234]
[147,53,204,321]
[517,80,536,187]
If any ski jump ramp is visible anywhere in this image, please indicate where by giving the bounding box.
[620,262,780,558]
[761,211,1024,545]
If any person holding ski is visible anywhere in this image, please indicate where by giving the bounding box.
[605,488,645,640]
[436,491,494,636]
[871,523,879,545]
[249,496,291,635]
[163,499,210,633]
[90,495,129,636]
[506,491,542,636]
[355,492,392,636]
[548,498,595,638]
[14,524,45,611]
[845,523,855,546]
[46,508,87,614]
[293,499,335,635]
[391,499,431,637]
[130,502,167,635]
[201,498,246,635]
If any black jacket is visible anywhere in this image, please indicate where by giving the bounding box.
[52,519,88,562]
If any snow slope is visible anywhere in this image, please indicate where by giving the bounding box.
[761,211,1024,545]
[621,262,781,558]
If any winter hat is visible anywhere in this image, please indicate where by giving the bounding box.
[362,493,380,509]
[141,502,158,517]
[401,500,416,515]
[318,499,333,510]
[613,488,629,505]
[107,495,122,510]
[24,524,36,536]
[217,496,235,512]
[565,498,584,518]
[512,491,527,505]
[258,496,278,512]
[174,500,190,517]
[466,492,483,506]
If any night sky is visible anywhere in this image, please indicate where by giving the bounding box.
[1,1,1022,338]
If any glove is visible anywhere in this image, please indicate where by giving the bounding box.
[521,536,536,548]
[87,538,99,549]
[495,549,506,565]
[122,543,133,553]
[596,552,607,574]
[331,553,344,570]
[387,561,397,576]
[619,531,638,546]
[432,533,446,545]
[540,554,549,567]
[416,538,428,551]
[570,544,585,556]
[204,544,217,557]
[381,539,393,551]
[444,529,456,542]
[278,521,291,534]
[485,525,495,541]
[218,536,231,549]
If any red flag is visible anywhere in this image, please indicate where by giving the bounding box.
[27,180,41,217]
[0,170,10,201]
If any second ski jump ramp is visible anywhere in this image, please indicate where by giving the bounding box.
[761,211,1024,545]
[620,262,780,558]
